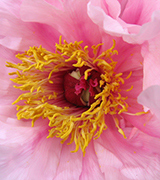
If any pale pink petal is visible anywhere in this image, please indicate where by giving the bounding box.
[123,113,160,138]
[89,0,121,19]
[80,141,105,180]
[123,11,160,44]
[138,85,160,119]
[94,143,130,180]
[44,0,64,10]
[20,0,101,47]
[0,0,22,18]
[141,34,160,89]
[88,2,126,36]
[0,6,60,51]
[25,135,62,180]
[0,121,62,180]
[0,37,22,50]
[0,47,18,100]
[88,0,160,44]
[94,120,160,179]
[120,0,160,25]
[54,142,82,180]
[123,85,160,138]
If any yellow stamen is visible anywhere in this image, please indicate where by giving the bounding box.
[126,85,134,92]
[113,116,127,138]
[6,36,142,156]
[84,69,93,80]
[126,71,132,79]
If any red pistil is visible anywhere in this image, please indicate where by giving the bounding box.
[64,73,86,106]
[75,76,88,95]
[64,67,101,107]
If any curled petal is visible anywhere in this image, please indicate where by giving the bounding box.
[87,0,160,44]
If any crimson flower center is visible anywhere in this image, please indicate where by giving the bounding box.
[64,66,102,107]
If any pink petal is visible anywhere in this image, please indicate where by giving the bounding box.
[44,0,64,10]
[88,2,126,36]
[94,119,160,179]
[113,39,143,73]
[88,0,160,44]
[0,6,60,51]
[94,143,130,180]
[138,85,160,119]
[89,0,121,19]
[141,34,160,89]
[123,85,160,138]
[123,11,160,44]
[120,0,160,25]
[54,142,82,180]
[0,121,62,180]
[0,46,27,107]
[0,47,18,99]
[0,0,22,18]
[80,141,105,180]
[0,37,22,50]
[123,113,160,138]
[20,0,101,47]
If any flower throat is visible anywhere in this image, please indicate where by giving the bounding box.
[64,66,102,107]
[6,36,138,155]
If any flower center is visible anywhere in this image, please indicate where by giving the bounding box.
[7,36,135,155]
[64,66,101,107]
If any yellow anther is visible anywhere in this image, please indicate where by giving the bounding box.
[126,85,133,92]
[84,69,93,80]
[113,116,126,138]
[126,71,132,79]
[93,59,112,70]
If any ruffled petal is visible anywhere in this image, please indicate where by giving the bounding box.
[0,0,22,18]
[138,85,160,119]
[87,2,126,36]
[0,121,62,180]
[123,113,160,138]
[123,86,160,138]
[120,0,160,25]
[123,11,160,44]
[94,143,130,180]
[89,0,121,19]
[141,34,160,89]
[20,0,101,47]
[94,119,160,179]
[88,0,160,44]
[0,4,61,51]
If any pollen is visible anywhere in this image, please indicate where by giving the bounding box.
[7,36,134,155]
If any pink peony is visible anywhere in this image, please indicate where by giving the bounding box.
[0,0,160,179]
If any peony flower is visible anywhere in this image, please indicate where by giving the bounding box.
[0,0,160,179]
